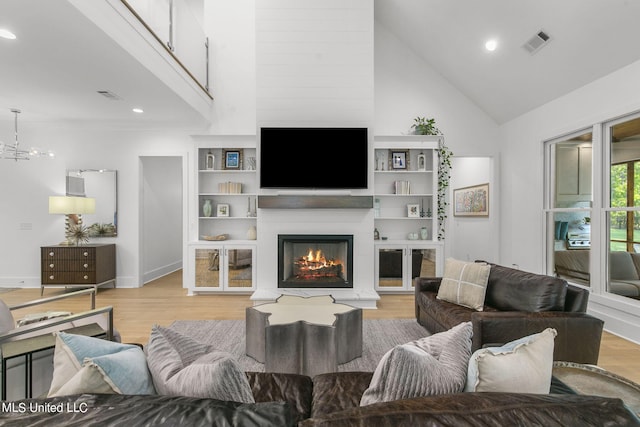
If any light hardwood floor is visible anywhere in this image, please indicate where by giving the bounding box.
[3,269,639,384]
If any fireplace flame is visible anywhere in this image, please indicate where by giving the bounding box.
[295,248,342,275]
[306,249,323,263]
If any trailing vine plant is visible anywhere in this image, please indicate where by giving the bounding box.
[437,139,453,240]
[411,116,452,239]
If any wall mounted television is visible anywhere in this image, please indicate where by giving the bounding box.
[260,127,368,189]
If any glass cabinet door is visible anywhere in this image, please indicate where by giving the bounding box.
[376,245,439,291]
[376,247,405,289]
[410,248,437,288]
[194,247,222,289]
[225,247,255,290]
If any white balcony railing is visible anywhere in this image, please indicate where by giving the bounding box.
[122,0,209,95]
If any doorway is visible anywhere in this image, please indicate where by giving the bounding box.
[140,156,184,285]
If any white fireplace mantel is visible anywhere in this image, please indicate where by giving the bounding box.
[253,208,379,309]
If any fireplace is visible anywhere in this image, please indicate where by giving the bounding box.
[278,234,353,288]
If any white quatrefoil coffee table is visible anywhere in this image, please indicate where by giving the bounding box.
[245,295,362,377]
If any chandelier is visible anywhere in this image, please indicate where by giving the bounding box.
[0,109,54,161]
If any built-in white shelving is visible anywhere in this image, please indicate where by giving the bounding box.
[373,135,444,291]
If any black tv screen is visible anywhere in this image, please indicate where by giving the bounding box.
[260,127,368,189]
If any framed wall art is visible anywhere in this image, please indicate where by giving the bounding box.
[223,149,243,170]
[454,183,489,217]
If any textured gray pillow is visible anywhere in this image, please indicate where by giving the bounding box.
[360,321,472,406]
[0,300,15,334]
[145,325,254,403]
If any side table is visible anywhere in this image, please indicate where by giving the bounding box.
[1,323,106,400]
[246,295,362,377]
[552,361,640,416]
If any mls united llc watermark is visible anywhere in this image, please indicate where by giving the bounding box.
[2,401,89,414]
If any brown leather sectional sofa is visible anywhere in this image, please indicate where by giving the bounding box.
[414,262,605,364]
[4,371,638,426]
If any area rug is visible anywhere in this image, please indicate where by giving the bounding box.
[167,318,430,372]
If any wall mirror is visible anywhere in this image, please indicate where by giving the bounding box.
[66,169,118,237]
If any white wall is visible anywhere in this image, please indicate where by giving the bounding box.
[256,0,374,124]
[0,123,191,288]
[450,157,499,264]
[0,3,503,291]
[500,59,640,271]
[251,0,377,306]
[3,0,380,290]
[374,21,501,260]
[205,0,256,134]
[500,59,640,343]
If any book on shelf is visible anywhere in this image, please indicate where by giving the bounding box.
[394,180,411,195]
[218,181,243,193]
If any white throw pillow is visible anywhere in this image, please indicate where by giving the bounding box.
[360,322,472,406]
[465,328,557,393]
[437,258,491,311]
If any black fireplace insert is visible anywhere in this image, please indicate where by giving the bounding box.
[278,234,353,288]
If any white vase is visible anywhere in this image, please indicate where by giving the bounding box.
[247,225,257,240]
[203,199,212,217]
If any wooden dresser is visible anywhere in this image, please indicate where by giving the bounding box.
[41,244,116,295]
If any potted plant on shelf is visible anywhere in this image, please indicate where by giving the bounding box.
[411,116,441,135]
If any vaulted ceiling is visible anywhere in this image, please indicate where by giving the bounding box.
[0,0,209,127]
[1,0,640,127]
[376,0,640,124]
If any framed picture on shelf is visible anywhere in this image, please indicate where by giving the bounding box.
[407,204,420,218]
[454,183,489,217]
[389,149,409,170]
[216,203,230,217]
[223,149,243,169]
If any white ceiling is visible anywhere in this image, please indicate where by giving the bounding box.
[375,0,640,124]
[0,0,208,127]
[1,0,640,128]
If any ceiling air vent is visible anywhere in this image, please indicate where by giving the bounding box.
[96,90,122,101]
[523,30,551,55]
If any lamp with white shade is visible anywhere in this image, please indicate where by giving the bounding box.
[49,196,96,245]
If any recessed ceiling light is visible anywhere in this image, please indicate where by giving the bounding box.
[485,39,498,52]
[132,108,144,113]
[0,29,16,40]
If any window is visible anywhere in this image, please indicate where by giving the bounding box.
[607,114,640,299]
[610,160,640,251]
[543,131,592,287]
[545,113,640,301]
